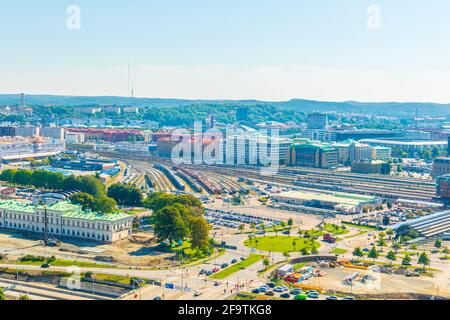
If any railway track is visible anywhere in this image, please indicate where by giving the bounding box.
[96,151,437,201]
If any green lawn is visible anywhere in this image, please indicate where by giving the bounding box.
[342,222,381,231]
[244,236,320,253]
[12,256,116,269]
[344,230,368,239]
[324,224,350,235]
[303,229,324,237]
[329,248,348,255]
[211,254,264,279]
[87,273,136,285]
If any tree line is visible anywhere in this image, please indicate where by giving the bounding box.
[0,169,105,197]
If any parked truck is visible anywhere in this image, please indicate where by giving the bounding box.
[323,233,337,244]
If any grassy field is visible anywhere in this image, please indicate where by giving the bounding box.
[244,236,320,253]
[211,254,264,279]
[88,273,135,285]
[329,248,348,255]
[12,256,117,269]
[342,222,381,231]
[324,224,350,235]
[344,230,368,239]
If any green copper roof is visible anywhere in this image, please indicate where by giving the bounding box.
[0,200,130,222]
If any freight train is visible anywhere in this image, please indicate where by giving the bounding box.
[155,164,185,191]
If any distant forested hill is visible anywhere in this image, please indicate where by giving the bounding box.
[1,94,449,118]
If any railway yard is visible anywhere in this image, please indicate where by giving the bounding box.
[2,150,449,301]
[101,151,438,204]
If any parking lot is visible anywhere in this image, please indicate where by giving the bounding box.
[205,208,283,229]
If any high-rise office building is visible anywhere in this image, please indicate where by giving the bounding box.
[307,112,328,130]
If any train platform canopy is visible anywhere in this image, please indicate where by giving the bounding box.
[274,190,381,214]
[393,210,450,239]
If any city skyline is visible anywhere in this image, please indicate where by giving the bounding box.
[1,1,450,103]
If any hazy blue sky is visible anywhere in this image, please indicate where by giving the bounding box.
[1,1,450,102]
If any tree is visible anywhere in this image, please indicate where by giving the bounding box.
[287,218,293,228]
[0,288,5,300]
[144,193,202,212]
[69,193,94,210]
[0,169,17,183]
[382,216,390,226]
[283,251,291,259]
[435,239,442,249]
[311,247,319,255]
[402,254,412,266]
[107,183,143,206]
[92,197,117,214]
[377,237,387,248]
[153,206,189,245]
[19,294,30,300]
[77,175,106,197]
[368,247,378,262]
[392,242,401,254]
[387,202,393,209]
[263,258,270,268]
[386,250,397,266]
[352,247,363,261]
[386,229,394,238]
[190,216,210,251]
[418,252,430,271]
[238,224,245,233]
[13,170,33,186]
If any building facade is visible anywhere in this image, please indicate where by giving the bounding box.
[307,113,328,130]
[371,146,392,160]
[287,142,338,168]
[433,157,450,178]
[41,127,65,140]
[349,141,372,162]
[0,200,133,243]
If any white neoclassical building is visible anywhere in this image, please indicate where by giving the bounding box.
[0,200,133,243]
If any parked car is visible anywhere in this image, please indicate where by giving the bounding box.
[153,296,162,300]
[280,293,291,299]
[273,287,284,293]
[212,268,220,273]
[41,263,50,269]
[193,291,203,297]
[214,281,222,286]
[290,289,302,295]
[199,269,207,275]
[221,263,229,269]
[326,296,338,300]
[265,291,275,296]
[307,292,320,299]
[343,296,354,300]
[294,294,307,300]
[252,288,261,294]
[231,259,238,264]
[267,283,276,288]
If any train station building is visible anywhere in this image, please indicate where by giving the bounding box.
[274,190,382,214]
[0,200,133,243]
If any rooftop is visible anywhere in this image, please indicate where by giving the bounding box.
[360,139,447,146]
[277,190,376,207]
[0,199,130,222]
